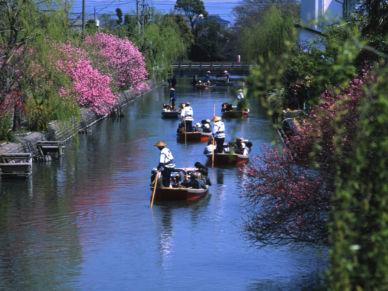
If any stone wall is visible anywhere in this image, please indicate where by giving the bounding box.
[0,78,160,157]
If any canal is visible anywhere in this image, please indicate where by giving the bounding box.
[0,76,326,290]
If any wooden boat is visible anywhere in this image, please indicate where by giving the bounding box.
[150,167,209,201]
[205,152,249,165]
[161,110,181,119]
[150,186,209,201]
[177,132,212,142]
[222,110,249,118]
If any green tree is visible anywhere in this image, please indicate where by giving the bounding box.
[189,19,224,61]
[174,0,208,30]
[241,5,296,62]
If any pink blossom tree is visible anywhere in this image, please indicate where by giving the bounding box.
[240,66,374,247]
[54,42,117,115]
[84,32,149,92]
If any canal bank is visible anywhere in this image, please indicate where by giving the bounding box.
[0,78,161,158]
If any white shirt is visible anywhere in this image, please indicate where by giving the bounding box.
[213,121,225,138]
[237,92,244,100]
[204,144,215,155]
[181,106,194,121]
[159,147,175,168]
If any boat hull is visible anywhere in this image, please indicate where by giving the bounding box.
[222,110,248,118]
[150,187,209,201]
[196,84,212,89]
[206,153,249,165]
[177,132,212,142]
[162,111,180,119]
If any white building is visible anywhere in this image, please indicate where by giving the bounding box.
[297,0,359,50]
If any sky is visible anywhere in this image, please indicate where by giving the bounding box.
[70,0,240,25]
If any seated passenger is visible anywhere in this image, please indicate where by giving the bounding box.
[180,173,206,189]
[195,123,203,132]
[194,162,211,186]
[246,141,253,153]
[235,137,248,155]
[177,121,186,133]
[203,139,215,155]
[201,119,212,132]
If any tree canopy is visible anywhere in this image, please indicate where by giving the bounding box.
[174,0,208,30]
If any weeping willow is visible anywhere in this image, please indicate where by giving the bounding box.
[241,5,296,62]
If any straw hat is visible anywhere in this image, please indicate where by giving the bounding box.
[207,71,211,73]
[224,70,227,73]
[238,89,243,92]
[170,88,175,91]
[185,101,190,105]
[154,141,166,147]
[198,80,202,83]
[212,116,221,122]
[179,104,185,109]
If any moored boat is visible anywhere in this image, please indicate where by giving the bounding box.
[161,110,181,119]
[221,110,249,118]
[150,186,209,201]
[205,152,249,165]
[196,83,212,89]
[177,132,212,142]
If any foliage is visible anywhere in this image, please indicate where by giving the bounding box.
[233,0,300,29]
[174,0,208,30]
[357,0,388,36]
[25,102,52,131]
[84,32,149,92]
[241,5,296,62]
[328,61,388,291]
[240,144,332,248]
[0,111,11,141]
[267,88,286,115]
[55,41,118,115]
[189,19,224,61]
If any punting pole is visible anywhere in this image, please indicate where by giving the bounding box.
[150,169,159,208]
[212,104,215,168]
[184,119,187,145]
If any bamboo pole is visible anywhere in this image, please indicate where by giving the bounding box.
[212,104,215,168]
[150,169,159,208]
[184,119,187,145]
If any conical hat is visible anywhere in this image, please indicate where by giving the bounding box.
[212,116,221,122]
[154,141,166,147]
[238,89,243,92]
[170,88,175,91]
[179,103,185,108]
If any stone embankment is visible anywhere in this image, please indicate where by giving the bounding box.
[0,78,160,159]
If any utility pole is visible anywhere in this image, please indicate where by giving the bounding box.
[82,0,85,31]
[142,0,145,38]
[137,0,140,35]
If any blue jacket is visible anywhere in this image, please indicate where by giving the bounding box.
[170,91,177,101]
[205,73,211,82]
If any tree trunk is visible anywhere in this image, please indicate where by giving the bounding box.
[12,104,22,131]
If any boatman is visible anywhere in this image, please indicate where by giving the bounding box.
[212,116,225,153]
[237,89,244,100]
[205,71,211,83]
[224,70,230,83]
[170,88,177,110]
[181,101,194,132]
[154,141,175,187]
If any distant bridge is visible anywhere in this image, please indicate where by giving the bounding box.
[170,62,251,75]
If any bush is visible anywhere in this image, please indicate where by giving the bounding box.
[0,112,12,141]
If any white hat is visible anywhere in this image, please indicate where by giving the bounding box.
[196,123,201,127]
[151,167,157,174]
[205,119,210,123]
